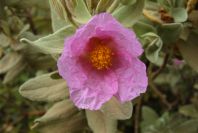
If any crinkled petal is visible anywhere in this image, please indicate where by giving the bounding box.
[58,51,118,110]
[70,87,112,110]
[89,13,143,57]
[115,57,148,102]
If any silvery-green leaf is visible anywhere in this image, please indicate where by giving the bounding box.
[16,24,30,38]
[141,106,159,129]
[28,55,56,70]
[95,0,114,13]
[85,0,92,12]
[121,0,136,5]
[178,32,198,72]
[19,72,69,102]
[86,110,117,133]
[133,21,156,38]
[72,0,92,24]
[0,52,23,74]
[173,119,198,133]
[106,0,120,13]
[49,0,70,32]
[0,33,11,47]
[3,58,26,84]
[158,23,182,44]
[171,8,188,23]
[0,20,11,36]
[35,100,78,124]
[49,0,67,20]
[37,111,86,133]
[179,104,198,118]
[112,0,144,27]
[142,32,163,64]
[21,25,75,55]
[101,97,132,120]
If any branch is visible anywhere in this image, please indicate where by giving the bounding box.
[149,79,172,110]
[134,95,143,133]
[152,53,169,80]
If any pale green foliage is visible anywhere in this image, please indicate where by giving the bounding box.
[178,31,198,72]
[112,0,145,27]
[19,72,69,102]
[101,97,133,120]
[86,110,117,133]
[179,104,198,118]
[21,26,75,56]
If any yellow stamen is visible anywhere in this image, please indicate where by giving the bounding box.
[89,45,113,70]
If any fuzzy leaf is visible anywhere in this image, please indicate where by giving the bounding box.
[19,72,69,102]
[0,33,11,47]
[121,0,137,5]
[86,110,117,133]
[3,58,26,84]
[142,32,163,64]
[0,52,23,74]
[35,100,78,124]
[112,0,145,27]
[179,104,198,118]
[133,21,156,38]
[178,32,198,72]
[141,106,159,129]
[171,8,188,23]
[101,97,133,120]
[49,0,69,32]
[72,0,92,24]
[95,0,114,13]
[158,23,182,44]
[173,119,198,133]
[21,25,75,55]
[37,112,86,133]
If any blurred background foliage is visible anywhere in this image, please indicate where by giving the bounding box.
[0,0,198,133]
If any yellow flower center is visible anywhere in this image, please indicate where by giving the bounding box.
[89,45,114,70]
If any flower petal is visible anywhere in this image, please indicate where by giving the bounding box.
[115,57,148,102]
[89,13,143,57]
[58,52,118,110]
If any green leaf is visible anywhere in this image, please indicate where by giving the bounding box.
[37,114,86,133]
[121,0,137,5]
[142,32,163,64]
[0,33,11,47]
[173,119,198,133]
[50,71,62,79]
[0,52,23,74]
[3,58,26,84]
[86,110,117,133]
[112,0,145,27]
[21,25,75,55]
[133,21,157,38]
[19,72,69,102]
[141,106,159,129]
[49,0,70,32]
[179,104,198,118]
[35,100,78,124]
[177,32,198,72]
[101,97,133,120]
[72,0,92,24]
[171,8,188,23]
[158,23,182,44]
[95,0,114,13]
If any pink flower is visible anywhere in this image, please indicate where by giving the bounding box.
[57,13,148,110]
